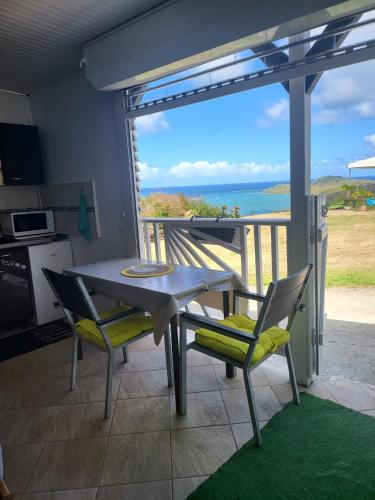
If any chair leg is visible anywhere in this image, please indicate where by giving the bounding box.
[77,338,84,360]
[285,342,300,405]
[70,335,78,391]
[243,368,262,446]
[122,346,128,363]
[164,327,174,387]
[226,363,237,378]
[0,479,13,499]
[178,320,187,416]
[105,351,114,419]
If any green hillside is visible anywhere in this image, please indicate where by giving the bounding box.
[264,175,375,205]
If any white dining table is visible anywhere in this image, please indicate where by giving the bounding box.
[65,257,243,412]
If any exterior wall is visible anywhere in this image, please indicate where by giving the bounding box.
[0,90,40,210]
[30,71,138,265]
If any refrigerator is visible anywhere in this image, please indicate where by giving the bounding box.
[28,240,73,326]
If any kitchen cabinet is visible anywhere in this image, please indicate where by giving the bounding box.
[0,123,44,185]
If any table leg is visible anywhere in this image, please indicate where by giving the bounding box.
[78,338,83,360]
[170,315,181,413]
[223,291,237,378]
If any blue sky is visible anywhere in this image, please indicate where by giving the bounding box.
[136,22,375,188]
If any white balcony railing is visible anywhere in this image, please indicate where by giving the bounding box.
[140,217,291,303]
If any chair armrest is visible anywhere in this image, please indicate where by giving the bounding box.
[180,312,257,344]
[233,289,266,302]
[96,307,142,328]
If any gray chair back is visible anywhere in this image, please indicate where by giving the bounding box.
[42,268,98,321]
[255,264,313,336]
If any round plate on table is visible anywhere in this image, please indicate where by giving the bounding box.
[121,263,174,278]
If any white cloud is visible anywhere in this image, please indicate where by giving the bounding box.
[364,134,375,147]
[257,98,289,127]
[314,109,344,125]
[169,160,288,178]
[138,162,160,180]
[312,59,375,124]
[135,112,170,134]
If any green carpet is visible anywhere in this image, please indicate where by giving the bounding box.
[189,393,375,500]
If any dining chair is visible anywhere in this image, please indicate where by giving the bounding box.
[0,444,15,500]
[43,268,174,418]
[179,264,313,446]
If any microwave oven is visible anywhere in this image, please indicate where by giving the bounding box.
[0,210,55,238]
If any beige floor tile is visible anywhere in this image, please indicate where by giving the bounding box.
[111,396,170,435]
[49,402,113,440]
[0,379,22,410]
[221,386,282,423]
[186,365,219,393]
[262,356,290,386]
[128,335,164,352]
[186,349,212,367]
[2,442,43,494]
[63,375,120,405]
[0,340,72,384]
[213,365,269,389]
[77,351,123,378]
[11,378,68,409]
[271,383,300,406]
[361,409,375,416]
[26,438,107,492]
[97,480,172,500]
[170,391,228,430]
[303,380,338,402]
[231,421,268,449]
[0,406,60,444]
[122,350,167,372]
[171,425,236,478]
[100,432,171,485]
[118,370,171,399]
[173,476,208,500]
[22,488,97,500]
[325,379,375,411]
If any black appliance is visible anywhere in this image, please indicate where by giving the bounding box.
[0,246,33,326]
[0,122,44,185]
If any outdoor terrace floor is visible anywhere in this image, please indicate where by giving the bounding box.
[1,327,375,499]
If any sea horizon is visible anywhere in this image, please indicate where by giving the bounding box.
[141,175,375,216]
[141,180,290,216]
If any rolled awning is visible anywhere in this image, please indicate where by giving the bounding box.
[82,0,372,91]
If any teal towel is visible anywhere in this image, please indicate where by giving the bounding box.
[79,191,92,241]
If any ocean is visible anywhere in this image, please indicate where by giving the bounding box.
[141,181,290,216]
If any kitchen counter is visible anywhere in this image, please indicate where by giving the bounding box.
[0,235,65,250]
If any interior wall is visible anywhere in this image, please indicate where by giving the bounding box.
[0,90,32,124]
[30,70,138,265]
[0,90,40,210]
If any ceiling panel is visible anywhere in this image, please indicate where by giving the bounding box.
[0,0,168,94]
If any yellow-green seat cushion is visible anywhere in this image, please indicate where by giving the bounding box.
[195,313,290,364]
[76,306,153,349]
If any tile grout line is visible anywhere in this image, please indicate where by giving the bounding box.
[168,383,174,500]
[21,397,66,496]
[212,363,238,450]
[94,357,124,500]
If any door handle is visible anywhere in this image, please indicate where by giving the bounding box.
[0,254,11,258]
[11,177,23,180]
